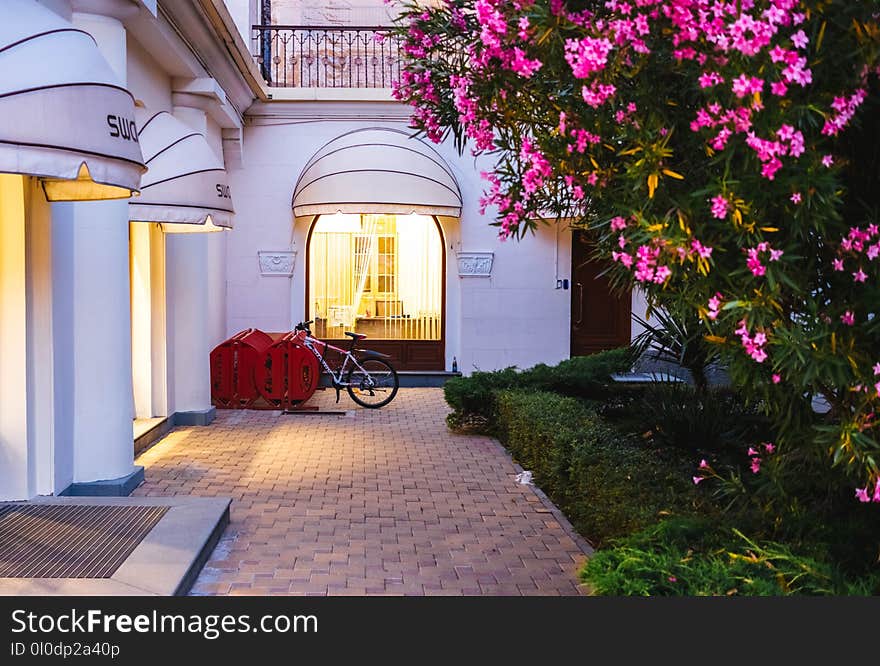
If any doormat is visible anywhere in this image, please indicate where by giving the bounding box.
[0,504,168,578]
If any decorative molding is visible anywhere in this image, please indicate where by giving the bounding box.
[258,250,296,277]
[456,251,494,277]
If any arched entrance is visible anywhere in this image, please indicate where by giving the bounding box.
[306,213,446,370]
[293,127,462,371]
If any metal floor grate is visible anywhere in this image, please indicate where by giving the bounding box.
[0,504,168,579]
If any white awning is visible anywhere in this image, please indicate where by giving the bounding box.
[293,127,462,218]
[0,0,145,201]
[129,110,234,233]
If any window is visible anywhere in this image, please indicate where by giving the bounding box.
[309,213,442,340]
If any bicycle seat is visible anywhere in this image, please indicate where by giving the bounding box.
[344,332,367,340]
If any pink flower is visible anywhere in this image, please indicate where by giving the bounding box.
[853,269,868,283]
[693,476,704,485]
[841,311,855,326]
[772,374,781,384]
[732,74,764,98]
[710,195,729,220]
[873,363,880,376]
[706,293,723,321]
[748,447,758,457]
[699,459,709,470]
[856,487,870,503]
[698,71,724,88]
[833,259,845,271]
[750,457,762,474]
[791,30,809,50]
[822,154,834,168]
[790,192,802,204]
[875,381,880,398]
[668,576,677,583]
[610,216,627,231]
[764,442,775,454]
[770,81,788,96]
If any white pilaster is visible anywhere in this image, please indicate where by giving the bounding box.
[52,10,137,485]
[166,234,212,413]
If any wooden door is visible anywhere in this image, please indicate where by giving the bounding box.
[570,231,632,356]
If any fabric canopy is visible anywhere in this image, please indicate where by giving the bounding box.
[129,110,234,232]
[0,0,145,201]
[293,127,462,217]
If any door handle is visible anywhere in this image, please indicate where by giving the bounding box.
[575,282,584,326]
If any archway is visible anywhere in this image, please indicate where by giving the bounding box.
[293,128,461,371]
[306,213,446,370]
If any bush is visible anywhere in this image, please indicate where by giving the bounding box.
[581,518,879,596]
[630,382,769,453]
[494,390,705,546]
[444,348,632,432]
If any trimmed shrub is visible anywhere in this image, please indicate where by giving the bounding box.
[494,390,705,546]
[581,518,879,596]
[444,348,632,432]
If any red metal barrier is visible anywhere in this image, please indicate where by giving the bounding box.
[255,331,320,409]
[210,328,275,408]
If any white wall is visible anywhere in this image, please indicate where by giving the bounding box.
[126,35,173,111]
[226,109,576,373]
[224,0,258,45]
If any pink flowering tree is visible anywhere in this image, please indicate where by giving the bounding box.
[390,0,880,497]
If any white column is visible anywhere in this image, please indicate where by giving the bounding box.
[166,234,212,414]
[0,175,30,500]
[164,106,222,419]
[52,8,137,485]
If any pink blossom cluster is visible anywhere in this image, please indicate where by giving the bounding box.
[450,76,495,152]
[835,224,880,280]
[613,242,668,282]
[735,319,769,363]
[855,478,880,504]
[519,139,553,196]
[706,292,723,320]
[747,442,775,474]
[564,36,614,78]
[746,241,783,277]
[822,89,868,137]
[710,194,729,219]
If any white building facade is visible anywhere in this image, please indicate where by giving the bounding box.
[0,0,646,501]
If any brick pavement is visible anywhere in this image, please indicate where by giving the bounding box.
[133,388,590,595]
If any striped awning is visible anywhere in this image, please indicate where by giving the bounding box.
[0,0,145,201]
[129,110,233,232]
[293,127,462,218]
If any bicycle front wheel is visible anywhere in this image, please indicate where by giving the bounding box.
[346,358,399,408]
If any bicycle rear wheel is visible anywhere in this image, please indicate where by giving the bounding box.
[346,358,399,408]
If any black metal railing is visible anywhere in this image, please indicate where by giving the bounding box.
[252,25,402,88]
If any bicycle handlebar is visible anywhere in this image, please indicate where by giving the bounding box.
[294,320,314,332]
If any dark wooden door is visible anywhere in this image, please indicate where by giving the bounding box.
[570,231,632,356]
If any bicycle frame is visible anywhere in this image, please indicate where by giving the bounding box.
[301,335,374,388]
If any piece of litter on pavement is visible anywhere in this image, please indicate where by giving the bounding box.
[515,471,534,485]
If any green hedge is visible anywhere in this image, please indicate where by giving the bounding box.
[444,348,632,432]
[493,389,705,547]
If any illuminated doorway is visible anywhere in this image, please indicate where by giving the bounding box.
[129,223,167,441]
[307,213,445,370]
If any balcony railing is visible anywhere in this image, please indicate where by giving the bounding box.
[252,25,402,89]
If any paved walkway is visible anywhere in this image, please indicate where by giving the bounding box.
[133,389,590,595]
